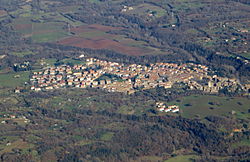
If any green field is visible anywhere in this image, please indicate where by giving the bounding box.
[100,132,114,141]
[88,0,102,4]
[165,155,199,162]
[10,4,84,43]
[232,138,250,148]
[0,71,30,88]
[127,3,167,18]
[167,95,250,119]
[11,50,37,57]
[0,137,34,155]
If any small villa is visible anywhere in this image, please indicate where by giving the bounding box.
[156,102,180,113]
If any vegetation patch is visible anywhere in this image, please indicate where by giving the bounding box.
[167,95,250,119]
[0,71,30,88]
[232,138,250,148]
[100,132,114,141]
[0,10,7,17]
[165,155,199,162]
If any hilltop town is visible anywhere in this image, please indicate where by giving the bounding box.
[30,57,248,94]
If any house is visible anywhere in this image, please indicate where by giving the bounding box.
[92,81,99,86]
[164,108,172,112]
[73,72,82,76]
[34,87,41,91]
[99,80,106,85]
[106,80,112,84]
[1,121,6,124]
[45,86,53,90]
[158,107,165,112]
[67,81,73,86]
[79,54,85,58]
[10,115,16,119]
[171,107,179,113]
[80,84,86,88]
[233,128,242,132]
[14,88,21,93]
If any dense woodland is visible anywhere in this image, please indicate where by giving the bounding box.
[0,0,249,161]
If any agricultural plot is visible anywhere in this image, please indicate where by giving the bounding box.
[125,3,167,19]
[0,138,34,156]
[167,95,250,119]
[165,155,199,162]
[170,0,207,11]
[8,4,167,56]
[100,132,114,141]
[0,10,7,17]
[11,50,37,57]
[232,138,250,148]
[0,71,30,88]
[88,0,102,4]
[11,5,84,43]
[58,24,165,56]
[13,16,69,43]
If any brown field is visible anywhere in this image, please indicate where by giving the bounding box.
[57,37,151,56]
[0,10,7,17]
[14,24,32,30]
[57,24,156,55]
[71,24,123,33]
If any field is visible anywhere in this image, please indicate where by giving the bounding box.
[100,132,114,141]
[0,136,35,157]
[13,18,69,43]
[0,71,30,88]
[165,155,198,162]
[232,138,250,148]
[4,2,170,56]
[11,50,37,57]
[6,2,168,56]
[0,10,7,17]
[11,7,166,56]
[166,95,250,119]
[57,24,164,56]
[126,3,167,18]
[10,5,84,44]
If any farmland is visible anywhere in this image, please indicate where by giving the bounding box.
[6,3,168,56]
[165,155,199,162]
[57,24,164,56]
[124,3,167,19]
[166,95,250,119]
[0,10,7,17]
[0,71,30,88]
[0,0,249,161]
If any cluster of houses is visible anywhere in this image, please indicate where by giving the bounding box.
[84,58,210,94]
[0,114,30,124]
[13,61,31,72]
[29,57,248,94]
[187,75,245,93]
[121,5,134,12]
[30,64,105,91]
[156,102,180,113]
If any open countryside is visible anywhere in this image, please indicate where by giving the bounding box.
[0,0,249,161]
